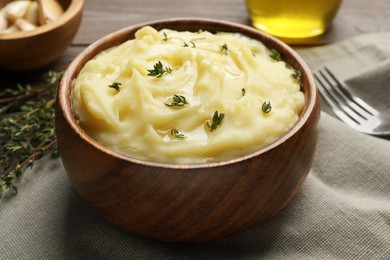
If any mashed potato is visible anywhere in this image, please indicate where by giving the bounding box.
[72,26,305,164]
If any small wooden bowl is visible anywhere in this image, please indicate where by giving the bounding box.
[56,18,320,243]
[0,0,84,71]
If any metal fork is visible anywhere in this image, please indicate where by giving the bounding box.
[314,67,390,137]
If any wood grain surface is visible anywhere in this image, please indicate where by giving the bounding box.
[51,0,390,70]
[72,0,390,45]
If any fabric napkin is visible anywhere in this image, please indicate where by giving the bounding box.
[297,32,390,116]
[1,32,390,260]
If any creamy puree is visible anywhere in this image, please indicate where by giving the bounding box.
[72,26,305,164]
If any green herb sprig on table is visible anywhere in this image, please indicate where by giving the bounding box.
[0,71,62,198]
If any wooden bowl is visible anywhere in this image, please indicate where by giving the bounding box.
[55,18,320,243]
[0,0,84,71]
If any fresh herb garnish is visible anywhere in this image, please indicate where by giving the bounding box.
[270,49,282,61]
[170,128,186,139]
[162,32,169,41]
[183,41,196,48]
[291,69,302,80]
[108,82,121,92]
[220,43,228,55]
[262,101,272,113]
[147,61,172,78]
[206,111,225,131]
[0,70,62,198]
[165,94,189,107]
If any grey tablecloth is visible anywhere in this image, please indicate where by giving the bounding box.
[1,33,390,259]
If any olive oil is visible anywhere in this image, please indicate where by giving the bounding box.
[246,0,342,39]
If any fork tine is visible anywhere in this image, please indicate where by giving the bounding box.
[315,67,388,137]
[317,69,370,123]
[323,67,379,116]
[315,67,382,127]
[318,69,372,122]
[314,72,362,127]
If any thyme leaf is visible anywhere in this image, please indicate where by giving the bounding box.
[220,43,228,55]
[108,82,121,92]
[270,49,282,61]
[183,41,196,48]
[291,69,302,80]
[162,32,169,41]
[262,101,272,113]
[170,128,186,139]
[43,71,64,85]
[206,111,225,131]
[147,61,172,78]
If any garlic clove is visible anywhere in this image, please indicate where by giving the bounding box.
[15,18,37,32]
[38,0,64,25]
[0,24,20,35]
[0,11,8,31]
[24,1,39,26]
[4,0,32,22]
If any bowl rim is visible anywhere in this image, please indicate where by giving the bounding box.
[58,17,318,169]
[0,0,84,40]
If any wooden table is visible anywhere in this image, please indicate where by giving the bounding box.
[73,0,390,45]
[2,0,390,77]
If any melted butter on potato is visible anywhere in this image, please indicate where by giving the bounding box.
[72,26,305,164]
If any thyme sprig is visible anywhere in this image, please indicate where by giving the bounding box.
[0,70,62,198]
[165,94,189,107]
[206,111,225,131]
[147,61,172,78]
